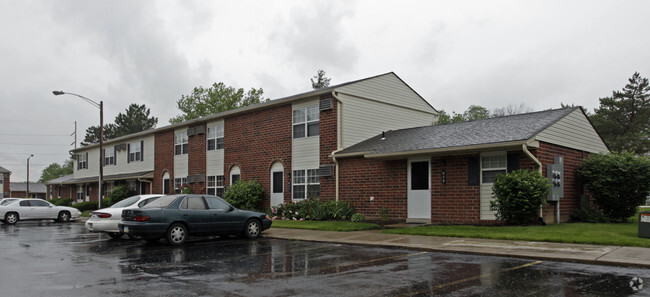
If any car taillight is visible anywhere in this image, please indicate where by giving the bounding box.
[133,215,150,222]
[94,212,111,218]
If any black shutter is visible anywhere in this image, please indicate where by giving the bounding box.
[127,143,131,163]
[507,152,520,173]
[85,152,88,169]
[102,149,105,167]
[468,156,479,186]
[140,140,144,161]
[114,148,117,165]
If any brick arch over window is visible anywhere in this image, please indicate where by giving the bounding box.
[228,165,241,185]
[161,171,171,195]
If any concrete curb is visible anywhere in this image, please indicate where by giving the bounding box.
[264,228,650,268]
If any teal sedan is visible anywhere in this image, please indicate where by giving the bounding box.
[118,194,272,245]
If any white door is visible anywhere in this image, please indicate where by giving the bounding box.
[407,158,431,221]
[270,162,284,206]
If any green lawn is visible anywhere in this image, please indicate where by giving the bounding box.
[271,220,382,232]
[382,211,650,247]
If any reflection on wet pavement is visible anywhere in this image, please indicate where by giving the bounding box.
[1,222,649,296]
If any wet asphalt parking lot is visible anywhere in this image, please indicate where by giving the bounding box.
[2,221,650,297]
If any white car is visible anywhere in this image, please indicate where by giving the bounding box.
[0,199,81,224]
[85,194,162,238]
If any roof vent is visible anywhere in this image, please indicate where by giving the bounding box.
[319,98,332,111]
[380,131,386,141]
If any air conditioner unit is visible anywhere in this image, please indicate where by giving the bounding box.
[187,127,195,136]
[319,165,334,177]
[319,98,332,111]
[195,126,205,135]
[187,175,195,183]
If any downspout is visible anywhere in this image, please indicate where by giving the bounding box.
[522,143,547,223]
[331,90,343,202]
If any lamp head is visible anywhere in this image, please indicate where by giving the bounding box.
[52,91,65,96]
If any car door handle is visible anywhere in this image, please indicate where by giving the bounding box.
[183,214,188,217]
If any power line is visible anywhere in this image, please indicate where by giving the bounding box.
[0,153,70,156]
[0,119,75,124]
[0,133,71,137]
[0,143,71,147]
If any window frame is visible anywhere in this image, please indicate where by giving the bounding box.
[104,146,115,166]
[77,153,87,170]
[292,106,319,139]
[174,177,187,194]
[128,141,142,163]
[174,131,188,155]
[480,152,507,185]
[292,168,320,200]
[207,125,224,151]
[206,175,225,197]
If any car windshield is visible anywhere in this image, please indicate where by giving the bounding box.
[109,196,141,208]
[142,195,180,208]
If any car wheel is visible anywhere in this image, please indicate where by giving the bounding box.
[57,211,71,223]
[107,232,122,239]
[144,237,160,244]
[166,223,187,246]
[4,212,19,225]
[244,219,261,239]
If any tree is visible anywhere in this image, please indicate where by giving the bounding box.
[39,159,73,182]
[311,70,331,90]
[83,103,158,145]
[169,82,266,124]
[577,152,650,222]
[492,103,533,117]
[435,110,465,124]
[590,72,650,154]
[462,105,490,121]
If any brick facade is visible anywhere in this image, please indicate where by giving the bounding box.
[154,130,174,194]
[2,173,9,197]
[319,94,338,201]
[187,124,207,194]
[224,104,293,208]
[337,141,591,224]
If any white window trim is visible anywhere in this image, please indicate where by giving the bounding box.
[207,125,224,151]
[77,153,87,170]
[292,168,320,200]
[175,131,188,155]
[128,141,142,162]
[174,177,188,193]
[480,151,507,185]
[104,147,115,166]
[292,105,319,139]
[207,175,225,197]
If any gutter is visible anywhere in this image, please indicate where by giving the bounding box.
[138,177,153,194]
[331,90,344,202]
[522,143,550,223]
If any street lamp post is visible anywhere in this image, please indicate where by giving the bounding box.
[27,154,34,198]
[53,91,103,209]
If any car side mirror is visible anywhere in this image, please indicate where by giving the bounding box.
[228,206,234,212]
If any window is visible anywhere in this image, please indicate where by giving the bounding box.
[293,106,319,138]
[292,169,319,199]
[205,196,230,210]
[104,147,115,166]
[77,153,87,170]
[76,185,84,201]
[128,141,142,162]
[174,177,187,193]
[207,125,224,150]
[230,166,240,185]
[207,175,225,197]
[175,131,188,155]
[481,153,507,184]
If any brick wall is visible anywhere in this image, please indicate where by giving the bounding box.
[154,130,174,194]
[48,185,74,199]
[319,94,338,201]
[187,124,207,194]
[338,157,408,221]
[534,142,590,223]
[225,104,293,208]
[337,142,591,224]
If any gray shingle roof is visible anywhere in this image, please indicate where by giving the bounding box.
[336,107,577,157]
[10,182,47,193]
[0,165,11,174]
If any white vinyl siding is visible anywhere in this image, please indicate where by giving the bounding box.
[101,136,155,177]
[337,93,436,148]
[335,73,435,113]
[174,129,189,180]
[292,99,320,170]
[206,120,225,177]
[479,152,506,220]
[536,108,609,153]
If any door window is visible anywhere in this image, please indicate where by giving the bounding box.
[410,161,429,190]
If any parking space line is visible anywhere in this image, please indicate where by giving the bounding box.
[398,260,544,297]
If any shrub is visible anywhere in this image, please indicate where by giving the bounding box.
[577,152,650,222]
[351,213,365,222]
[330,201,355,221]
[224,180,265,211]
[490,169,550,225]
[107,184,137,205]
[72,201,98,212]
[571,205,610,223]
[50,198,73,206]
[379,207,389,222]
[270,199,357,221]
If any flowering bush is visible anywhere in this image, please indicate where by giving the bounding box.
[270,199,357,221]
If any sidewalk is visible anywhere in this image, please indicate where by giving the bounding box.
[264,228,650,268]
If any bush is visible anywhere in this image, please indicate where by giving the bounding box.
[49,198,73,206]
[351,213,365,222]
[270,199,357,221]
[571,205,610,223]
[331,201,355,221]
[224,180,265,211]
[72,201,98,212]
[107,184,137,205]
[490,169,550,225]
[577,152,650,222]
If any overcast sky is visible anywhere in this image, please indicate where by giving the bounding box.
[1,0,649,183]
